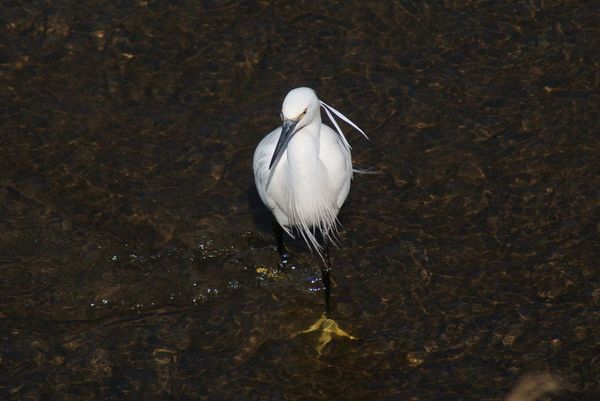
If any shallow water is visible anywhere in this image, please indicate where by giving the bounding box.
[1,1,598,400]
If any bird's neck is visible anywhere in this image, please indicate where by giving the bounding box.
[284,117,328,223]
[286,118,321,164]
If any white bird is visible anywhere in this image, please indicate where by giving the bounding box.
[253,87,367,311]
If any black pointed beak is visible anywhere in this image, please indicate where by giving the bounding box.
[269,119,297,169]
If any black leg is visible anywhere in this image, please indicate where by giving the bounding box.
[322,238,332,315]
[272,220,289,268]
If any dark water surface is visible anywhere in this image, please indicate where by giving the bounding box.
[1,1,599,400]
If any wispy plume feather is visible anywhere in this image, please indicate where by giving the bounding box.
[320,100,369,144]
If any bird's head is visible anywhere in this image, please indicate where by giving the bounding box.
[281,87,319,125]
[269,87,320,169]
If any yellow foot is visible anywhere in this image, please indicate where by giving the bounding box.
[293,313,357,354]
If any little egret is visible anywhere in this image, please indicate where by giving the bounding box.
[253,87,367,313]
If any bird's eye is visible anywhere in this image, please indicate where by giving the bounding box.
[300,108,307,117]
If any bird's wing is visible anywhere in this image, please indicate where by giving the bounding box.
[253,127,281,210]
[319,124,353,209]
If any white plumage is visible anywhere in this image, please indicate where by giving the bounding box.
[253,87,367,254]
